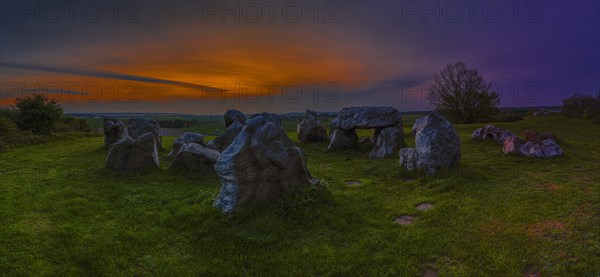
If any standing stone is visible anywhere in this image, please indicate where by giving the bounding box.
[297,109,327,143]
[207,121,243,152]
[105,133,160,171]
[327,128,358,151]
[399,148,418,170]
[103,117,124,148]
[213,115,319,213]
[127,117,162,150]
[399,112,461,174]
[167,132,206,159]
[250,112,283,127]
[224,109,246,127]
[168,142,220,173]
[411,116,426,136]
[370,124,405,158]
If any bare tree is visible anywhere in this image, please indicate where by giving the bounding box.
[427,62,500,124]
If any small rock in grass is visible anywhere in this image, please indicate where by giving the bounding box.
[416,203,434,211]
[394,215,415,225]
[344,180,362,186]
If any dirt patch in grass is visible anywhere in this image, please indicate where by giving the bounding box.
[527,220,568,240]
[481,218,506,236]
[530,182,561,192]
[26,216,50,231]
[394,215,415,225]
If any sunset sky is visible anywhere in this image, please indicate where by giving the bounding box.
[1,1,598,114]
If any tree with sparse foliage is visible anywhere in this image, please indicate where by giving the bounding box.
[427,61,500,124]
[15,94,63,135]
[562,93,600,119]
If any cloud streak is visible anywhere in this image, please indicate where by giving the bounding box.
[0,62,228,94]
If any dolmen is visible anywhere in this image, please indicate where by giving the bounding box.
[103,117,124,148]
[167,132,206,159]
[399,112,461,174]
[127,117,162,150]
[297,109,327,143]
[471,124,514,144]
[327,106,404,158]
[213,115,320,213]
[105,133,160,171]
[503,130,563,158]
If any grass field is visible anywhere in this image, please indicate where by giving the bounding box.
[0,116,598,275]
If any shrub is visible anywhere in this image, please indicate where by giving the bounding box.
[15,94,63,135]
[0,115,38,152]
[562,93,600,119]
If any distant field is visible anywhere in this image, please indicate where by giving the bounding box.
[1,116,598,275]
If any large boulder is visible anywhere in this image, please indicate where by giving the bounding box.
[327,128,358,151]
[503,136,563,157]
[213,115,319,212]
[103,117,125,148]
[105,133,160,171]
[207,121,243,152]
[168,142,220,173]
[330,106,402,130]
[399,112,461,174]
[127,117,162,150]
[167,132,206,159]
[224,109,246,127]
[519,139,563,157]
[297,109,327,143]
[369,124,405,158]
[523,130,557,142]
[471,124,514,144]
[250,112,282,127]
[411,116,426,136]
[502,135,522,155]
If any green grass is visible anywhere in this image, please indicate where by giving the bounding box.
[0,116,598,275]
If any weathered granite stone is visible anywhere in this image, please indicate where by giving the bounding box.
[327,106,403,156]
[519,139,564,157]
[502,135,522,155]
[250,112,282,127]
[103,117,124,148]
[127,117,162,150]
[297,109,327,143]
[523,130,557,142]
[330,106,402,130]
[207,121,243,152]
[105,133,160,171]
[400,112,461,174]
[471,124,514,144]
[168,142,220,173]
[167,132,206,159]
[399,148,418,170]
[411,116,426,136]
[370,124,405,158]
[213,115,319,212]
[224,109,246,127]
[327,128,358,151]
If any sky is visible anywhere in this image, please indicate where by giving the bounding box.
[1,0,598,114]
